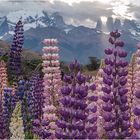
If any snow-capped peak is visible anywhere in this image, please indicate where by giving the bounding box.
[7,9,44,23]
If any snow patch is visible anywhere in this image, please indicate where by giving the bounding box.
[24,22,37,31]
[64,28,71,34]
[103,32,110,35]
[9,31,14,35]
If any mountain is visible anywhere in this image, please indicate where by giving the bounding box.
[114,18,121,30]
[0,17,9,36]
[0,11,140,64]
[106,17,114,31]
[0,39,41,60]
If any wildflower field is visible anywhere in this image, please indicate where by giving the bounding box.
[1,19,140,139]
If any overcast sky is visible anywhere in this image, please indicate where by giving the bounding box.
[0,0,139,27]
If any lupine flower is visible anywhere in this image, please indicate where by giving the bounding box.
[20,79,34,139]
[9,101,25,139]
[17,79,26,100]
[94,59,106,138]
[0,101,8,139]
[56,60,89,139]
[3,87,14,139]
[33,74,44,120]
[28,73,44,138]
[126,54,136,134]
[0,60,8,101]
[102,30,131,139]
[9,19,24,78]
[19,76,43,139]
[86,81,98,139]
[130,43,140,138]
[14,78,34,139]
[41,38,61,138]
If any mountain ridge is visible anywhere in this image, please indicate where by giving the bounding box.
[0,11,139,63]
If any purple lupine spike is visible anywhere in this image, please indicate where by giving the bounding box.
[102,30,131,139]
[1,92,18,139]
[33,74,44,119]
[20,79,33,137]
[14,78,34,139]
[20,75,43,138]
[9,19,24,77]
[2,87,14,139]
[56,60,89,139]
[30,74,44,137]
[0,101,8,139]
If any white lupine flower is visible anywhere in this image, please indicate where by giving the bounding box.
[10,102,25,139]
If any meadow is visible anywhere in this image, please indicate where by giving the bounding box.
[0,19,140,139]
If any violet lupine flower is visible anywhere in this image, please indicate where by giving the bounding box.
[17,79,26,100]
[56,60,88,139]
[9,19,24,77]
[32,75,44,138]
[0,51,3,57]
[102,30,131,139]
[0,101,8,139]
[0,60,8,101]
[33,74,44,120]
[15,79,33,139]
[3,87,14,139]
[21,79,34,139]
[20,77,41,139]
[131,43,140,138]
[41,39,62,138]
[27,73,44,137]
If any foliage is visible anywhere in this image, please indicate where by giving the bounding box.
[85,56,100,71]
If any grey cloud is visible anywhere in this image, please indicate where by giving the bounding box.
[0,0,139,27]
[44,1,114,27]
[127,4,140,20]
[0,0,114,27]
[50,1,113,20]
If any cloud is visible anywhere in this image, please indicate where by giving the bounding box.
[127,4,140,21]
[44,1,113,27]
[0,0,139,27]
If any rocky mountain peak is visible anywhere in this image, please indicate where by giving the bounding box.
[0,16,9,36]
[114,18,121,30]
[96,18,102,31]
[106,17,114,31]
[50,12,66,28]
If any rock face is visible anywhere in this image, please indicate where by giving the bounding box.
[106,17,114,31]
[0,11,140,63]
[96,19,102,31]
[0,17,9,36]
[114,18,121,30]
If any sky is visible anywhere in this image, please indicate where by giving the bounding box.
[0,0,139,27]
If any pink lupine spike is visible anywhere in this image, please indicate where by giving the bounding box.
[130,43,140,138]
[0,60,8,101]
[42,38,62,139]
[94,59,106,138]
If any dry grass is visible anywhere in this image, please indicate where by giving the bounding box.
[83,70,98,76]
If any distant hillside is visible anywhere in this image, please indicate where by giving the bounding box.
[0,39,41,60]
[0,40,43,81]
